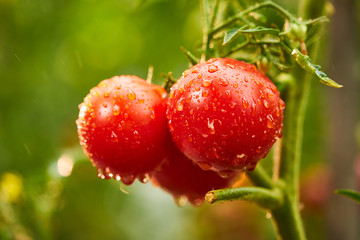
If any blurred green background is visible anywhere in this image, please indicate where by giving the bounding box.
[0,0,359,239]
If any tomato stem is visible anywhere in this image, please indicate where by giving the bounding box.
[206,187,282,209]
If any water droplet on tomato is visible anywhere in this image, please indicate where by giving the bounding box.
[175,195,188,207]
[115,174,121,181]
[197,162,212,171]
[110,131,118,142]
[219,79,229,86]
[227,63,235,69]
[121,175,136,185]
[267,114,274,128]
[104,92,110,98]
[124,113,129,119]
[218,170,234,178]
[242,98,248,109]
[176,102,184,111]
[113,105,120,116]
[202,79,212,87]
[202,91,209,97]
[263,100,270,108]
[127,90,136,100]
[208,66,218,73]
[138,173,150,183]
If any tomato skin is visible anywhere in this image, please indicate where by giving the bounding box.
[152,143,239,206]
[167,58,284,173]
[76,75,169,185]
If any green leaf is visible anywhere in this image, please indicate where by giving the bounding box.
[223,28,241,45]
[335,189,360,204]
[239,26,280,35]
[291,49,343,88]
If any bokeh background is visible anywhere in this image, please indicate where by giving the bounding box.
[0,0,359,239]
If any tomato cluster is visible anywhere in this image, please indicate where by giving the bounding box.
[76,58,284,205]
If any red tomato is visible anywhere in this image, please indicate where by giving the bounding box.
[76,75,169,185]
[167,58,284,174]
[152,143,239,206]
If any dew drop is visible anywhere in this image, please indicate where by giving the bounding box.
[176,102,184,111]
[138,99,145,104]
[110,131,118,142]
[218,170,234,178]
[185,120,189,126]
[121,174,136,185]
[179,87,185,94]
[208,66,218,73]
[188,136,193,142]
[138,173,150,183]
[218,78,228,86]
[115,174,121,181]
[266,212,272,219]
[193,198,203,207]
[113,105,120,116]
[242,98,248,109]
[276,107,281,117]
[124,113,129,119]
[102,103,108,108]
[227,63,235,69]
[197,162,212,171]
[169,91,174,99]
[202,79,212,87]
[169,122,174,131]
[127,90,136,100]
[189,109,194,115]
[175,195,188,207]
[197,74,202,79]
[280,100,285,111]
[263,100,270,108]
[103,92,110,98]
[202,91,209,97]
[233,83,238,88]
[267,114,274,129]
[225,90,232,100]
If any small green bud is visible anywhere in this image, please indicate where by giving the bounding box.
[287,22,307,41]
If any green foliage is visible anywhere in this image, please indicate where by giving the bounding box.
[335,189,360,204]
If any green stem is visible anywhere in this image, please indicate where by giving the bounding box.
[246,164,275,189]
[206,187,282,209]
[269,0,326,239]
[271,193,307,240]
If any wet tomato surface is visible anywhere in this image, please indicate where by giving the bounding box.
[167,58,284,174]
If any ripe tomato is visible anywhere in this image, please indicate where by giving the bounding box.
[152,143,239,206]
[76,75,169,185]
[167,58,284,174]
